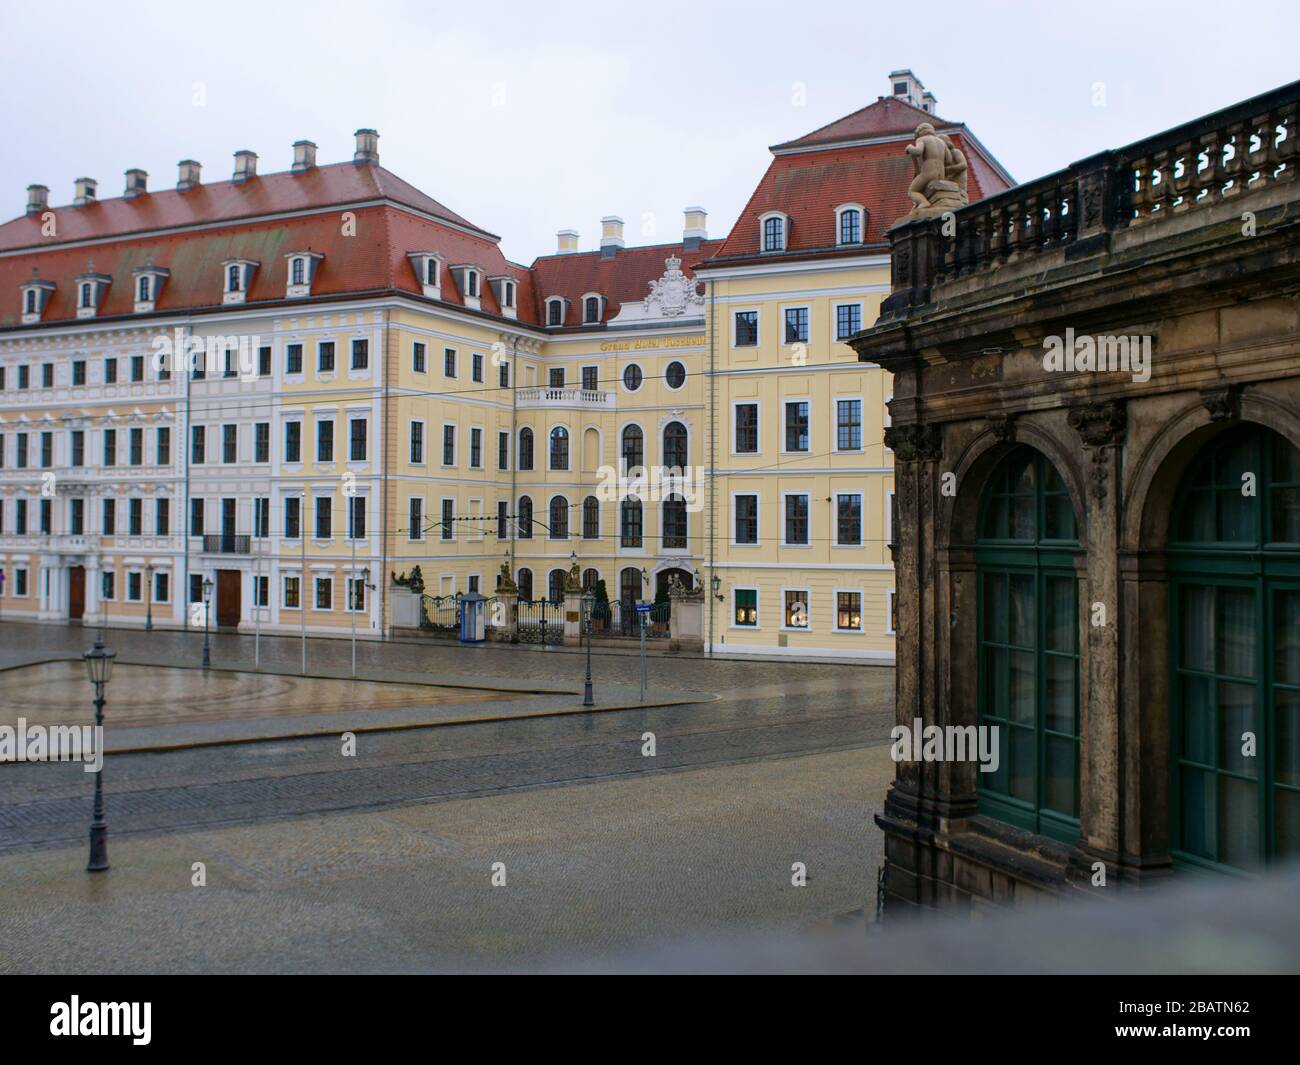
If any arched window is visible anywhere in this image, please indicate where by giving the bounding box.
[582,427,600,472]
[517,495,533,539]
[977,445,1081,843]
[547,298,564,326]
[663,421,688,471]
[584,296,602,323]
[549,426,569,471]
[228,264,241,292]
[838,207,862,245]
[582,568,600,592]
[519,427,534,471]
[517,568,533,602]
[549,495,569,539]
[762,215,785,252]
[620,566,643,605]
[663,495,687,549]
[548,569,566,603]
[583,496,600,539]
[1169,424,1300,871]
[425,258,438,285]
[621,425,643,471]
[291,257,305,285]
[620,498,643,548]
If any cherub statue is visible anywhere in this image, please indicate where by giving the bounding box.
[899,123,970,223]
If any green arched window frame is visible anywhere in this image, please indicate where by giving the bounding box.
[976,446,1082,844]
[1167,424,1300,873]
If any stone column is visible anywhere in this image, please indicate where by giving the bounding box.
[1066,400,1127,890]
[84,554,101,619]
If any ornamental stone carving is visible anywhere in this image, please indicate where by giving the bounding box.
[901,124,970,221]
[1201,385,1241,422]
[884,423,943,462]
[1067,400,1127,448]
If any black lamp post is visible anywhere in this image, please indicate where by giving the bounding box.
[83,636,116,873]
[144,563,154,632]
[202,576,213,668]
[582,589,595,707]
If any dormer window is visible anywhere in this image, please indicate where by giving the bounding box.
[73,269,111,319]
[20,279,56,324]
[582,295,604,324]
[488,276,518,320]
[760,212,787,252]
[407,252,444,299]
[425,259,438,286]
[131,264,169,313]
[546,298,567,327]
[221,259,259,304]
[835,204,865,245]
[284,251,324,298]
[450,265,481,310]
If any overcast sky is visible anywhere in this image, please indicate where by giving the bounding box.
[3,0,1296,264]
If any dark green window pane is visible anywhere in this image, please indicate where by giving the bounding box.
[1179,768,1215,860]
[1044,575,1075,652]
[1044,655,1076,734]
[1044,735,1077,817]
[1011,496,1035,540]
[1219,778,1261,870]
[1178,489,1215,541]
[1275,590,1300,684]
[1276,788,1299,857]
[984,647,1008,718]
[1180,674,1215,765]
[1217,487,1254,542]
[1272,433,1300,483]
[983,573,1007,644]
[1217,681,1257,778]
[1009,453,1036,495]
[984,726,1009,795]
[1276,688,1300,788]
[1009,651,1036,725]
[1218,431,1256,485]
[1008,573,1035,646]
[1045,494,1076,540]
[1216,587,1256,678]
[1180,585,1215,673]
[1009,726,1035,801]
[1271,487,1300,543]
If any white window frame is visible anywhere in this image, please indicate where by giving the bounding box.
[833,587,865,632]
[731,308,761,348]
[833,300,865,343]
[731,399,761,458]
[409,419,426,465]
[834,491,864,547]
[781,586,811,632]
[834,202,865,246]
[780,490,812,548]
[441,422,457,468]
[781,398,812,456]
[758,211,787,252]
[731,586,760,629]
[834,394,865,453]
[731,491,760,547]
[780,303,811,346]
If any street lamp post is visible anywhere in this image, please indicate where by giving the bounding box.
[83,636,116,873]
[582,590,594,707]
[202,575,213,669]
[144,563,154,632]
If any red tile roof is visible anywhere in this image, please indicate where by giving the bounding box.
[771,95,951,151]
[528,240,723,326]
[707,98,1013,265]
[0,162,491,253]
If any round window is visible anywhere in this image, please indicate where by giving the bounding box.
[665,361,686,389]
[623,364,643,391]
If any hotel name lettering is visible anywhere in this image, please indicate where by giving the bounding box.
[599,335,704,353]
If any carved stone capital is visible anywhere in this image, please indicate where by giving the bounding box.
[1201,385,1240,422]
[1067,401,1127,448]
[884,423,943,463]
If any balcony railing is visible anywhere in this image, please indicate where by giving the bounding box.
[201,534,251,554]
[517,386,615,410]
[883,79,1299,314]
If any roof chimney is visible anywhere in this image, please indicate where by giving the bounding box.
[177,159,202,191]
[233,150,258,183]
[292,140,317,172]
[600,216,624,258]
[353,128,379,165]
[73,177,97,207]
[683,206,708,250]
[124,169,148,198]
[26,184,49,215]
[556,229,579,255]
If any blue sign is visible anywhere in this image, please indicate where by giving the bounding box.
[636,602,652,614]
